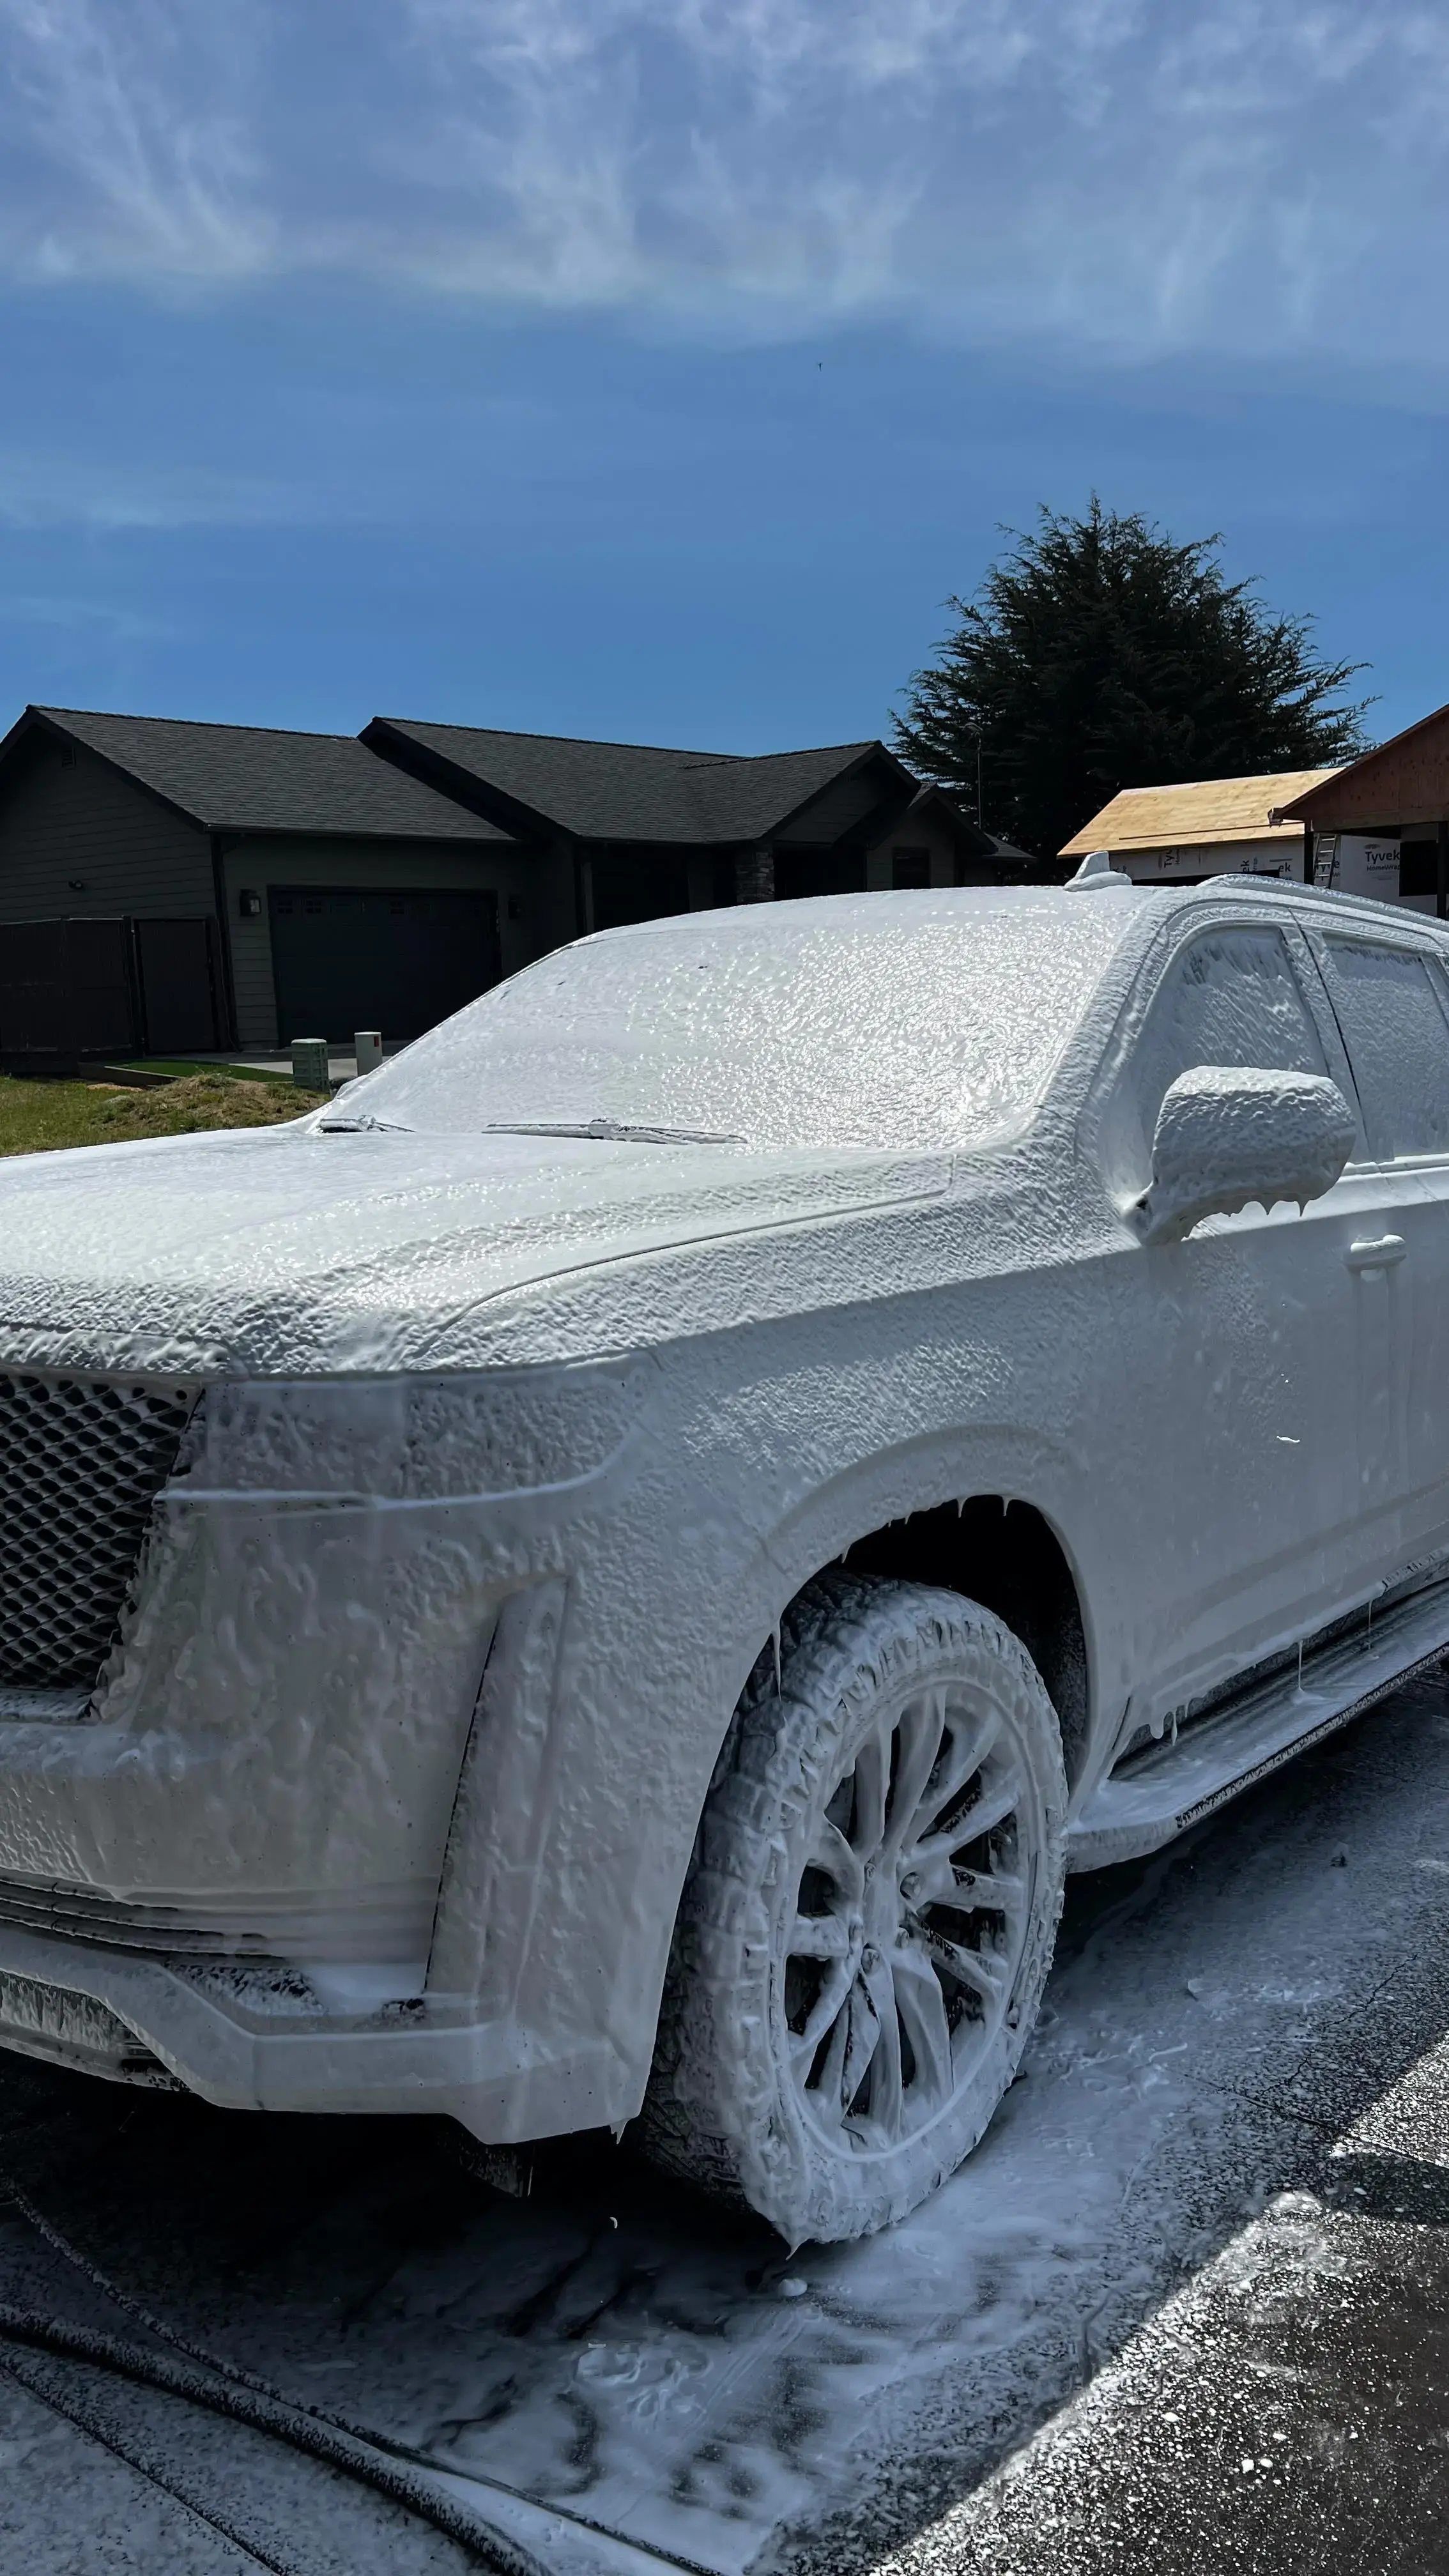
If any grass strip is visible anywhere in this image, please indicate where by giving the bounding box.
[107,1059,298,1086]
[0,1074,330,1156]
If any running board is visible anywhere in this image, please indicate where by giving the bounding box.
[1068,1581,1449,1870]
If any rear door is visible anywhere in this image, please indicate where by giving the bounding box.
[1306,928,1449,1583]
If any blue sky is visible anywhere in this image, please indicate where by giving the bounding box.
[1,0,1447,753]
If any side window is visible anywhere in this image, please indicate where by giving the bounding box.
[1318,939,1449,1162]
[1114,926,1330,1185]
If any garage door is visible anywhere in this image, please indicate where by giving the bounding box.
[268,888,502,1045]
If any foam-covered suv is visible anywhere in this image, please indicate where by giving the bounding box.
[1,874,1445,2241]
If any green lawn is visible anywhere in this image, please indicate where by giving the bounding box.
[0,1073,331,1156]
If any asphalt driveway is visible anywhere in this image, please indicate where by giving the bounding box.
[4,1671,1449,2576]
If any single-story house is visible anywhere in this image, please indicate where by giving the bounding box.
[1270,703,1449,918]
[1059,769,1340,887]
[357,719,992,922]
[0,707,536,1070]
[0,706,996,1065]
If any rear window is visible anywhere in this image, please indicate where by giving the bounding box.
[342,894,1137,1154]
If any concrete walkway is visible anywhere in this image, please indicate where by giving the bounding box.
[189,1048,403,1085]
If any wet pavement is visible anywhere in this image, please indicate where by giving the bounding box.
[5,1674,1449,2575]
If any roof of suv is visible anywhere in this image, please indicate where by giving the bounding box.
[1166,875,1449,943]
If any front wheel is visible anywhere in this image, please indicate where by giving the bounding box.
[640,1575,1068,2242]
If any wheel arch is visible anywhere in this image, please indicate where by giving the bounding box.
[711,1446,1099,1829]
[637,1446,1102,2131]
[834,1497,1091,1790]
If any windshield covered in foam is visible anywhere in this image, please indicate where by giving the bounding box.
[335,891,1138,1154]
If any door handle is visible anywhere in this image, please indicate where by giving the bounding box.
[1344,1234,1407,1273]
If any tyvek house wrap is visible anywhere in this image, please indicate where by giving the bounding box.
[0,889,1156,2158]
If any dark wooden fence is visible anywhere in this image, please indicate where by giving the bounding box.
[0,916,224,1072]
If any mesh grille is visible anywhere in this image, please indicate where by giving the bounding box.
[0,1374,195,1691]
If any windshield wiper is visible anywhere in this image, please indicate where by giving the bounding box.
[316,1113,412,1133]
[480,1119,744,1147]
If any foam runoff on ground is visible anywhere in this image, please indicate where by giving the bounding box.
[4,1674,1449,2572]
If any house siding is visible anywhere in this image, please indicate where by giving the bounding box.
[0,737,213,922]
[864,806,969,890]
[221,836,574,1050]
[778,767,891,845]
[1115,836,1301,884]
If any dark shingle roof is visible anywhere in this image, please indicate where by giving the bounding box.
[365,719,889,843]
[26,708,511,842]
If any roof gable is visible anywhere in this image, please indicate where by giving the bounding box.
[1061,768,1338,857]
[1271,703,1449,831]
[8,707,510,843]
[364,719,900,845]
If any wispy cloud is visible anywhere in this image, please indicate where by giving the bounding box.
[0,590,172,643]
[0,444,300,528]
[1,0,1446,360]
[0,0,270,277]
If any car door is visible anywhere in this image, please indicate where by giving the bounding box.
[1304,927,1449,1584]
[1087,907,1370,1735]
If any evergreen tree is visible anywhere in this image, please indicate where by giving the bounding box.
[893,500,1371,870]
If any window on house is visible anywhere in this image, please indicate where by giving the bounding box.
[1399,843,1439,900]
[891,848,931,889]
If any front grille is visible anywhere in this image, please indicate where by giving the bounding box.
[0,1372,196,1692]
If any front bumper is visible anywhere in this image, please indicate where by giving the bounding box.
[0,1922,624,2138]
[0,1363,654,2138]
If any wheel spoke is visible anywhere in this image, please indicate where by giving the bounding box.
[913,1771,1022,1869]
[790,1956,855,2064]
[951,1866,1026,1918]
[906,1708,1001,1845]
[808,1815,865,1907]
[852,1733,889,1855]
[857,1958,904,2137]
[907,1860,1026,1920]
[925,1928,1008,2007]
[788,1913,854,1962]
[891,1945,956,2107]
[956,1772,1025,1843]
[884,1690,948,1853]
[839,1974,883,2110]
[804,1983,852,2124]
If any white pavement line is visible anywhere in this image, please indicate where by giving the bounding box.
[866,2021,1449,2575]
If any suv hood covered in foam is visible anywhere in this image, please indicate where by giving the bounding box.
[0,1121,951,1378]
